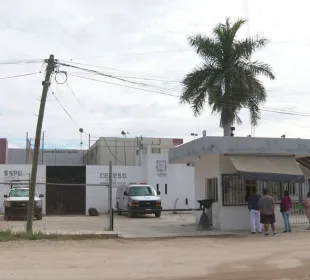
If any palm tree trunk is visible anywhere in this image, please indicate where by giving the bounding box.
[223,124,231,136]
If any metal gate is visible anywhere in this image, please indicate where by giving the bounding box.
[289,183,309,225]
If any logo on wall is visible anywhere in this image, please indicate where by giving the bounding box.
[156,160,167,177]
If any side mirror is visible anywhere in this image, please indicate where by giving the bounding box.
[157,191,161,195]
[123,191,128,196]
[39,194,44,198]
[3,195,7,198]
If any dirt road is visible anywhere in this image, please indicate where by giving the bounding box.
[1,232,310,280]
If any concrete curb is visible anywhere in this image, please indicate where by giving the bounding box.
[118,233,242,240]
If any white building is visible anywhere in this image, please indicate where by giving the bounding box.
[169,136,310,231]
[0,136,195,215]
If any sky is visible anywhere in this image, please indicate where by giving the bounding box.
[1,0,310,149]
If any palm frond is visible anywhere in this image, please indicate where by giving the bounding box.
[188,35,222,62]
[182,17,275,131]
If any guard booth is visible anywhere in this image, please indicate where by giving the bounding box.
[169,136,310,231]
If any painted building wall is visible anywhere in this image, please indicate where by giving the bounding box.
[86,165,144,214]
[0,139,8,164]
[87,137,184,166]
[218,155,284,230]
[194,154,285,231]
[85,152,195,214]
[0,164,46,214]
[144,148,195,210]
[8,148,85,165]
[194,155,221,228]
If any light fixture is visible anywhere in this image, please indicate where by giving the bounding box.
[230,127,235,137]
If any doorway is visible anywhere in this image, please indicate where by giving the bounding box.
[46,166,86,215]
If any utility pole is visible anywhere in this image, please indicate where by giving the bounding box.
[26,54,55,233]
[41,131,45,164]
[25,132,29,164]
[88,133,90,164]
[108,160,113,230]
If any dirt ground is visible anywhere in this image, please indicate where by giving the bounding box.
[1,232,310,280]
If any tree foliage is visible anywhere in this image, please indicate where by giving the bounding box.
[180,18,275,130]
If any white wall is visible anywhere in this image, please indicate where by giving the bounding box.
[86,165,144,214]
[194,155,221,228]
[0,164,46,214]
[86,151,195,214]
[145,150,195,210]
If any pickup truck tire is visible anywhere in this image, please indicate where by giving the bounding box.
[127,205,134,218]
[36,213,43,220]
[155,212,161,218]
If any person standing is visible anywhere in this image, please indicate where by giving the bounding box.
[280,190,292,233]
[259,188,276,236]
[303,191,310,230]
[248,186,262,234]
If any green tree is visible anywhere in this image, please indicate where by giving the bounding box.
[180,18,275,136]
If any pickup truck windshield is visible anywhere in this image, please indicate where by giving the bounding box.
[9,189,29,197]
[128,186,156,196]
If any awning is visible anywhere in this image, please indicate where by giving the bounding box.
[228,155,305,183]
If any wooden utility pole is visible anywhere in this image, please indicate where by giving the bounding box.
[41,131,45,164]
[26,55,55,233]
[88,133,90,164]
[25,132,29,164]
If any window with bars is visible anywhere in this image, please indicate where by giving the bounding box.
[221,174,293,206]
[206,178,218,202]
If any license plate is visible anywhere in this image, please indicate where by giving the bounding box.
[146,209,151,211]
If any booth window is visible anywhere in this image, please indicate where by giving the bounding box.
[165,184,167,194]
[156,184,159,193]
[221,174,290,206]
[206,178,218,202]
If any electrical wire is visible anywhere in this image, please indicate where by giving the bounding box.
[67,73,310,118]
[57,62,157,88]
[0,59,44,65]
[51,91,80,129]
[0,72,41,80]
[51,86,124,164]
[68,73,180,97]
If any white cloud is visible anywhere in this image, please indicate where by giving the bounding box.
[0,0,310,148]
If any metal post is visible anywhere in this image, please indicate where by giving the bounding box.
[124,140,127,166]
[26,54,54,233]
[25,132,29,164]
[108,160,113,231]
[88,133,90,164]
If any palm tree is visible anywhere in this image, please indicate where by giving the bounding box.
[180,18,275,136]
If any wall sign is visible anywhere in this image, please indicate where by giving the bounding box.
[3,170,30,183]
[99,172,127,188]
[156,160,167,177]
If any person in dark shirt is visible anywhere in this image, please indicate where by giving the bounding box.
[247,186,262,234]
[280,190,292,233]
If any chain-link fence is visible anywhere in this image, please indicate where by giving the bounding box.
[0,182,111,234]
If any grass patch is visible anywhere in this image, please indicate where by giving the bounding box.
[0,229,118,242]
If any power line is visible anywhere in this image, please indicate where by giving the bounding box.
[58,62,156,88]
[67,73,310,118]
[0,72,41,80]
[51,91,80,128]
[51,86,124,164]
[0,59,44,65]
[68,73,180,97]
